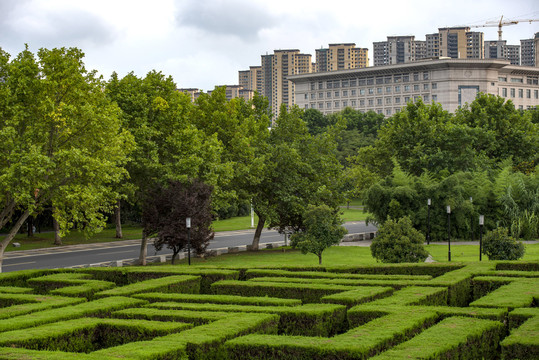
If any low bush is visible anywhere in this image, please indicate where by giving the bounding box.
[501,315,539,360]
[482,227,525,260]
[370,216,428,263]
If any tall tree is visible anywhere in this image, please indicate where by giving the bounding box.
[250,105,344,249]
[106,72,229,265]
[0,46,133,272]
[142,180,214,264]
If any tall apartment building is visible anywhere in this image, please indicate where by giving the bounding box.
[289,59,539,117]
[238,66,263,94]
[373,36,426,66]
[485,41,521,65]
[260,50,312,117]
[521,33,539,67]
[425,27,484,59]
[315,43,368,72]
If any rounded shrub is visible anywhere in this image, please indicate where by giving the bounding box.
[482,227,525,260]
[370,216,429,263]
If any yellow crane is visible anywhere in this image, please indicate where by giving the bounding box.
[469,15,538,41]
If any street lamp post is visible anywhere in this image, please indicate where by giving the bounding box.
[186,217,191,266]
[479,215,484,261]
[469,197,474,242]
[427,198,431,245]
[447,205,451,262]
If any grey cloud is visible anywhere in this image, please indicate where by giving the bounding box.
[1,2,115,52]
[176,0,277,41]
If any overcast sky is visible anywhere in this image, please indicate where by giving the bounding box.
[1,0,538,90]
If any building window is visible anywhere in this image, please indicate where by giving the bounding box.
[423,83,429,90]
[423,72,429,80]
[311,93,316,99]
[319,103,323,109]
[423,94,429,102]
[343,100,348,107]
[377,87,383,94]
[385,97,391,104]
[360,99,365,106]
[343,90,348,97]
[360,89,365,95]
[359,79,366,86]
[304,94,308,100]
[511,78,523,83]
[350,79,357,87]
[527,89,531,98]
[395,97,401,104]
[304,104,308,109]
[403,74,410,82]
[310,104,315,109]
[377,98,382,105]
[395,85,401,92]
[318,81,324,89]
[368,99,374,106]
[386,86,391,93]
[535,90,538,99]
[498,77,507,82]
[310,83,315,90]
[386,109,391,115]
[413,73,419,81]
[333,81,341,88]
[351,89,357,96]
[413,84,419,91]
[334,101,340,108]
[342,80,349,87]
[351,100,357,106]
[368,88,374,94]
[394,75,401,83]
[377,110,383,114]
[404,85,410,92]
[318,92,323,99]
[405,96,411,103]
[327,82,333,89]
[432,83,437,89]
[510,88,515,97]
[502,88,507,97]
[327,91,332,98]
[335,91,340,97]
[432,94,437,102]
[327,102,331,108]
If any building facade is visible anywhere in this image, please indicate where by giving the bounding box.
[316,43,368,72]
[373,36,427,66]
[521,32,539,67]
[485,40,521,65]
[289,59,539,117]
[238,66,263,94]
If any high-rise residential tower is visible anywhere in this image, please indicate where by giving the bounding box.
[316,43,368,72]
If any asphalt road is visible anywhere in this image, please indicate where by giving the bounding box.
[2,221,377,273]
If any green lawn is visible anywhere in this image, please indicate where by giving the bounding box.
[165,243,539,268]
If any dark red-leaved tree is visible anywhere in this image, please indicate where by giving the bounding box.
[142,180,214,264]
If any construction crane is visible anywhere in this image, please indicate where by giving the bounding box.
[469,16,538,41]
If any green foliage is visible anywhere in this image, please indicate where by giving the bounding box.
[370,216,428,263]
[482,227,525,261]
[0,46,134,267]
[290,204,347,265]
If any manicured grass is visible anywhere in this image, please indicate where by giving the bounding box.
[425,243,539,263]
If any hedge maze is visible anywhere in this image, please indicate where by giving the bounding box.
[0,261,537,359]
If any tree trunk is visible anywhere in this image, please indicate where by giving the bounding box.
[114,200,123,239]
[53,217,62,245]
[27,217,34,237]
[318,254,322,265]
[138,231,148,266]
[0,210,30,273]
[251,214,265,251]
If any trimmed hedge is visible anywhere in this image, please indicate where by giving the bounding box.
[27,273,116,299]
[94,313,279,360]
[131,292,302,307]
[146,301,347,337]
[225,310,438,360]
[501,314,539,360]
[0,294,85,320]
[507,308,539,329]
[366,286,448,306]
[496,261,539,272]
[245,269,433,281]
[0,286,33,294]
[321,286,394,307]
[326,263,464,277]
[94,275,201,298]
[369,316,503,360]
[111,307,232,325]
[469,277,538,308]
[0,317,191,352]
[211,279,357,303]
[0,296,146,332]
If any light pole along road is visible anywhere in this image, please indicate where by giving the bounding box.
[2,221,377,273]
